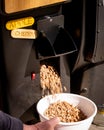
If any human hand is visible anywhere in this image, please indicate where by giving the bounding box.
[23,117,60,130]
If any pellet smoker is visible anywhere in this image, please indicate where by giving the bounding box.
[0,0,104,124]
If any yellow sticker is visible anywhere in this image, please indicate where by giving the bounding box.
[98,109,104,115]
[6,17,35,30]
[11,29,38,39]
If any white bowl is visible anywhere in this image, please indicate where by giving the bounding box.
[36,93,97,130]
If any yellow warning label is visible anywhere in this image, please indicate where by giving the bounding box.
[6,17,35,30]
[98,109,104,114]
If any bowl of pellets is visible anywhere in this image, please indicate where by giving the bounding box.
[37,93,97,130]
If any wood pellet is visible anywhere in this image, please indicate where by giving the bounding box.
[44,101,87,123]
[40,65,63,96]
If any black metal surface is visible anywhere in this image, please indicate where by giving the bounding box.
[36,15,77,59]
[84,0,104,63]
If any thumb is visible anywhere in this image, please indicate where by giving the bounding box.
[48,117,60,127]
[33,117,60,130]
